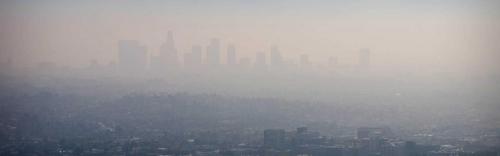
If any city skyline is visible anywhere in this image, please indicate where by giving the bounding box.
[1,0,498,75]
[0,1,499,155]
[117,31,372,71]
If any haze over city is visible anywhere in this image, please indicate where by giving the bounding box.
[0,0,499,156]
[1,0,499,73]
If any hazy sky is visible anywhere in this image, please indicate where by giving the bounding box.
[1,0,499,73]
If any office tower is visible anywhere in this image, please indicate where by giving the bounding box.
[297,127,308,134]
[255,52,266,68]
[359,48,370,68]
[6,57,12,68]
[356,127,392,139]
[184,45,203,68]
[328,56,338,67]
[118,40,147,71]
[206,38,220,66]
[1,57,13,72]
[159,31,178,67]
[183,53,193,67]
[300,54,311,67]
[357,127,372,139]
[191,45,202,66]
[89,59,100,69]
[227,44,237,65]
[239,57,251,68]
[264,129,286,149]
[294,127,322,146]
[270,45,283,67]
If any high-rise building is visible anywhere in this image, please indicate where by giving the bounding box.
[118,40,147,71]
[359,48,370,68]
[328,57,338,67]
[297,127,308,134]
[270,45,283,67]
[183,53,193,67]
[191,45,202,66]
[227,44,236,65]
[206,38,220,66]
[264,129,286,149]
[159,31,178,68]
[184,45,203,67]
[239,57,251,68]
[356,127,392,139]
[300,54,311,67]
[255,52,267,68]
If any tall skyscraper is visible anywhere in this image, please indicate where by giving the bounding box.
[227,44,236,65]
[159,31,178,68]
[270,45,283,67]
[359,48,370,68]
[183,53,193,67]
[255,52,266,68]
[239,57,251,68]
[184,45,202,68]
[300,54,311,67]
[118,40,147,71]
[191,45,202,66]
[328,56,338,67]
[206,38,220,66]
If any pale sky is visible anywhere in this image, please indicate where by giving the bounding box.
[0,0,499,73]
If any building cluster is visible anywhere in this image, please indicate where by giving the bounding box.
[259,127,499,156]
[117,31,371,72]
[2,126,498,156]
[260,127,415,156]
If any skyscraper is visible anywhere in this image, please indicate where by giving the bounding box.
[184,45,203,68]
[191,45,202,66]
[359,48,370,68]
[239,57,251,69]
[356,127,392,139]
[159,31,178,68]
[300,54,311,67]
[227,44,236,65]
[118,40,147,72]
[328,56,338,67]
[255,52,266,68]
[183,52,193,67]
[270,45,283,67]
[206,38,220,66]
